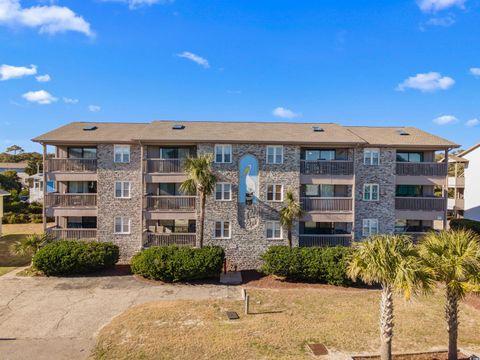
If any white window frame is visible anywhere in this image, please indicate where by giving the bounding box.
[215,182,232,201]
[114,145,131,163]
[266,145,284,164]
[266,184,283,202]
[114,181,131,199]
[266,221,283,240]
[362,219,379,237]
[363,183,379,201]
[214,144,232,164]
[364,148,380,166]
[214,221,231,239]
[114,216,131,234]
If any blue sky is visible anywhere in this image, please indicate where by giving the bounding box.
[0,0,479,152]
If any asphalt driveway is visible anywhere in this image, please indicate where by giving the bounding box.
[0,269,240,360]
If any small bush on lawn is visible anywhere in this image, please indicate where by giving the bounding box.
[261,246,353,286]
[450,218,480,235]
[33,241,119,276]
[131,246,225,282]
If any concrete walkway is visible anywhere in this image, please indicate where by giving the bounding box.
[0,268,241,360]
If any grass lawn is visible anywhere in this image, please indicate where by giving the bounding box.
[93,287,480,360]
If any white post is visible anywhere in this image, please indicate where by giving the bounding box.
[244,294,250,315]
[42,143,47,233]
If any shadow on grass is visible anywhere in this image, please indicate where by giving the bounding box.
[0,234,31,267]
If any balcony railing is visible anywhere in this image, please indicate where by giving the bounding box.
[46,158,97,172]
[146,159,186,173]
[396,162,447,176]
[301,197,353,212]
[46,227,97,241]
[300,160,353,175]
[45,193,97,207]
[145,196,196,211]
[143,232,196,247]
[395,231,434,243]
[299,234,353,247]
[395,197,446,211]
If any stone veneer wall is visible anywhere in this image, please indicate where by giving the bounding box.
[96,144,143,262]
[197,144,301,270]
[353,147,396,239]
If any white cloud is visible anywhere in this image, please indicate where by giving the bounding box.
[22,89,57,104]
[433,115,459,125]
[101,0,173,10]
[88,105,101,112]
[35,73,50,82]
[466,118,479,127]
[272,107,300,119]
[0,0,94,37]
[63,97,78,104]
[396,72,455,92]
[417,0,466,12]
[0,64,37,80]
[177,51,210,68]
[470,68,480,77]
[425,15,456,27]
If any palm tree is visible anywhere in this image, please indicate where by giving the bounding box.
[10,233,50,267]
[419,230,480,360]
[180,155,217,248]
[279,189,302,248]
[348,235,433,360]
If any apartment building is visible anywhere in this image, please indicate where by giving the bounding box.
[33,121,458,269]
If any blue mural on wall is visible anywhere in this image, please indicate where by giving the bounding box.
[239,154,259,204]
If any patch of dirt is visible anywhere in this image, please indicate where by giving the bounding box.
[352,351,470,360]
[465,293,480,311]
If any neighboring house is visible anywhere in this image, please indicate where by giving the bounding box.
[32,121,458,269]
[0,189,9,237]
[27,173,55,203]
[444,154,467,220]
[0,162,29,187]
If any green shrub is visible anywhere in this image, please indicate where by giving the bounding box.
[450,218,480,235]
[131,246,225,282]
[30,214,43,223]
[33,241,119,276]
[261,246,353,286]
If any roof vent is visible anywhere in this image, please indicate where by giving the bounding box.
[83,125,98,131]
[398,129,410,136]
[172,124,185,130]
[312,126,324,132]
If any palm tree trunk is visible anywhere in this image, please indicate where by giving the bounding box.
[198,191,206,248]
[380,285,394,360]
[446,288,459,360]
[288,228,292,248]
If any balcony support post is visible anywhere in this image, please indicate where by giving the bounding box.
[444,149,449,230]
[42,143,47,232]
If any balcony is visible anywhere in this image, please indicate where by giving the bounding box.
[396,162,447,177]
[46,227,97,241]
[300,160,353,176]
[395,197,446,211]
[448,198,464,210]
[46,158,97,172]
[299,234,352,247]
[301,197,352,212]
[143,232,196,247]
[145,196,196,211]
[146,159,186,174]
[46,193,97,207]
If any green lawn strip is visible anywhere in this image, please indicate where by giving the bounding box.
[0,234,32,274]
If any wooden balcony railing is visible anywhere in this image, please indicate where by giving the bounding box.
[300,160,354,175]
[146,159,186,173]
[46,158,97,172]
[45,193,97,207]
[396,162,447,176]
[395,197,446,211]
[46,228,97,241]
[301,197,353,212]
[143,232,196,247]
[299,234,353,247]
[145,196,196,211]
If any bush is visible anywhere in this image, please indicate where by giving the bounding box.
[450,218,480,235]
[131,246,225,282]
[261,246,353,286]
[33,241,119,276]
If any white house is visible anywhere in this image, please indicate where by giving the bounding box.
[460,144,480,221]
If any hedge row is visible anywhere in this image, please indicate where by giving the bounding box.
[33,241,119,276]
[261,246,353,286]
[450,218,480,235]
[131,246,225,282]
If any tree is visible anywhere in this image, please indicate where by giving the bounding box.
[25,158,43,176]
[419,230,480,360]
[0,171,22,192]
[10,233,51,267]
[180,155,217,248]
[5,145,24,157]
[348,235,433,360]
[279,189,303,248]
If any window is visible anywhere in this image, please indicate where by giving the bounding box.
[114,216,130,234]
[362,219,378,237]
[364,148,380,165]
[115,181,131,198]
[114,145,131,163]
[396,185,422,197]
[215,183,232,201]
[215,144,232,163]
[266,221,282,239]
[303,149,348,161]
[363,184,379,201]
[68,147,97,159]
[396,152,423,163]
[214,221,231,238]
[266,146,283,164]
[267,184,283,201]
